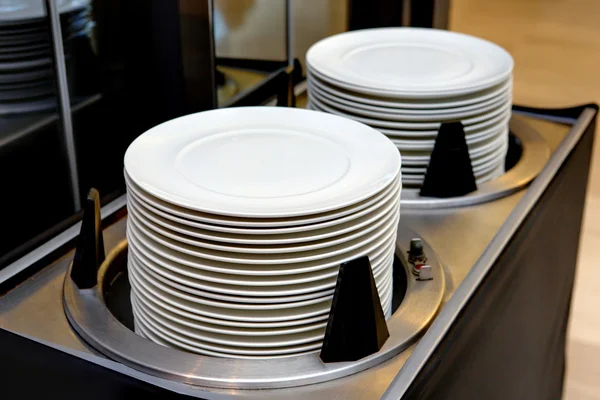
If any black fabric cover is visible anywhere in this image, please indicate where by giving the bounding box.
[403,119,596,399]
[0,329,199,399]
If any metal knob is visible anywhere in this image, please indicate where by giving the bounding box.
[408,238,428,276]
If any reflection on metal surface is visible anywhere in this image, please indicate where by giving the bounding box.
[400,115,552,209]
[63,226,444,389]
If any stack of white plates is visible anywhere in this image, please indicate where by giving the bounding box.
[124,107,402,358]
[0,0,93,115]
[306,28,514,187]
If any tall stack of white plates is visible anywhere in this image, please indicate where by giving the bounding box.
[306,28,514,187]
[0,0,93,115]
[124,107,402,358]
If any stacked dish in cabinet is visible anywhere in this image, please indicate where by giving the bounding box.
[306,28,514,187]
[0,0,93,115]
[124,107,402,358]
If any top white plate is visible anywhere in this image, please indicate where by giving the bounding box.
[125,107,401,218]
[0,0,90,22]
[306,28,513,99]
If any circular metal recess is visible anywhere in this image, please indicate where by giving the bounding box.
[400,115,552,209]
[63,225,444,389]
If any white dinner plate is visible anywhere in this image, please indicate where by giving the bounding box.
[390,125,509,159]
[131,289,329,336]
[306,28,513,98]
[127,223,396,282]
[132,296,326,348]
[376,111,511,139]
[403,160,505,187]
[397,128,508,163]
[128,250,394,308]
[128,217,395,286]
[133,316,320,360]
[131,283,331,329]
[125,171,401,228]
[0,41,49,55]
[131,267,394,334]
[398,127,507,159]
[126,173,401,238]
[127,207,399,267]
[307,73,512,111]
[127,191,400,253]
[308,83,512,122]
[129,251,336,305]
[130,252,390,316]
[468,128,508,157]
[0,56,51,71]
[308,94,511,130]
[129,267,331,323]
[132,271,392,338]
[0,51,52,64]
[0,35,48,46]
[402,143,507,176]
[390,125,507,151]
[132,269,392,345]
[0,78,51,90]
[400,141,507,175]
[131,298,324,356]
[130,246,393,303]
[130,258,391,326]
[124,107,401,218]
[0,84,53,101]
[0,67,53,83]
[131,260,339,313]
[0,24,46,34]
[132,304,323,358]
[128,238,392,300]
[128,243,394,303]
[127,231,395,298]
[0,96,55,114]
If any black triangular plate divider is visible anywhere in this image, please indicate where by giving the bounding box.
[320,255,389,363]
[420,121,477,198]
[70,188,105,289]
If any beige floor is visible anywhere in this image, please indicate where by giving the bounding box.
[450,0,600,398]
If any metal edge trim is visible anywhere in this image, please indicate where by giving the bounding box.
[0,195,127,285]
[380,107,597,399]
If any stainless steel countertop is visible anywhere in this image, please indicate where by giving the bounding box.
[0,113,587,399]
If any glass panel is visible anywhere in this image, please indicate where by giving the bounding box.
[214,0,347,70]
[214,0,286,61]
[291,0,347,68]
[0,0,79,259]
